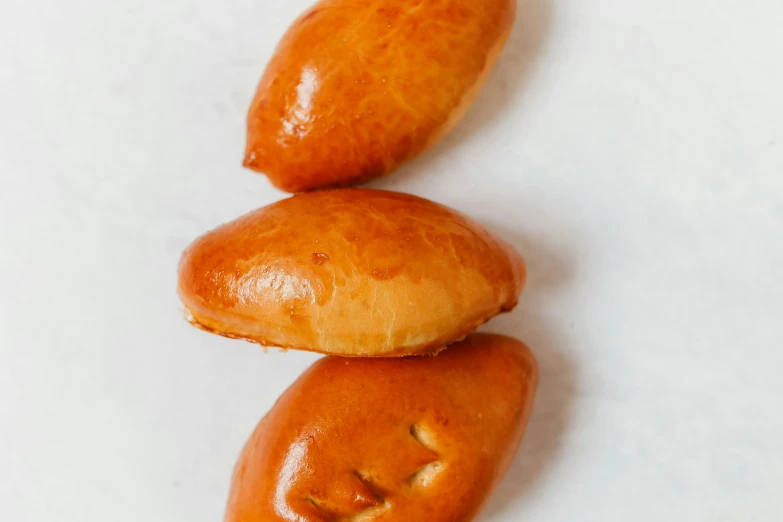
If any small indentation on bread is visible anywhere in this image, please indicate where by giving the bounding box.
[307,487,391,521]
[407,461,443,488]
[312,252,330,265]
[350,501,392,522]
[409,423,437,452]
[407,423,444,487]
[306,496,335,521]
[352,470,385,504]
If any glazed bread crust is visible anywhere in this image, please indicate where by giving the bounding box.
[244,0,516,192]
[178,189,525,356]
[226,334,539,522]
[179,189,525,356]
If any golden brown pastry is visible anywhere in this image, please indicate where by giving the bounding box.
[243,0,516,192]
[226,334,538,522]
[177,189,524,357]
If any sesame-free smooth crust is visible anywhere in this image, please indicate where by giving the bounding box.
[244,0,516,192]
[177,189,525,357]
[226,334,539,522]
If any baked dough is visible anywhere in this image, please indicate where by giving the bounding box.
[243,0,517,192]
[226,333,538,522]
[177,189,525,356]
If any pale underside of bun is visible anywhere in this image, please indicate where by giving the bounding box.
[180,297,518,357]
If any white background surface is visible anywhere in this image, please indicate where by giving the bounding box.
[1,0,782,520]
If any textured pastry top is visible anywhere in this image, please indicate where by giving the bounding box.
[177,189,525,356]
[244,0,516,191]
[226,334,539,522]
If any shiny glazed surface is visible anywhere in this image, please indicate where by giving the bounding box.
[178,189,525,356]
[244,0,516,192]
[226,334,539,522]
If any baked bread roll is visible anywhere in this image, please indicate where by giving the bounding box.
[243,0,516,192]
[178,189,524,356]
[226,334,538,522]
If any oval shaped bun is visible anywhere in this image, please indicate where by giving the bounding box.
[177,189,524,356]
[243,0,516,192]
[226,334,538,522]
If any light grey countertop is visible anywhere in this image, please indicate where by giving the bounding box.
[1,0,782,520]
